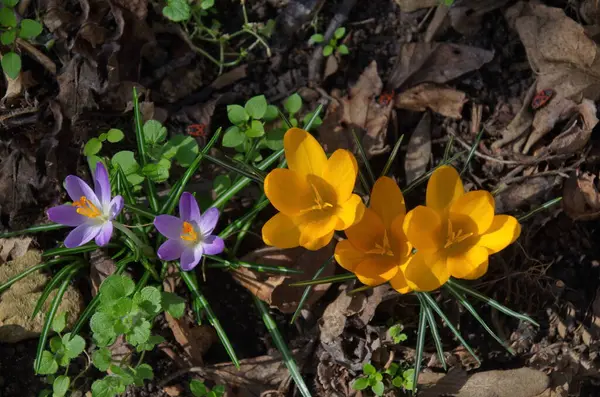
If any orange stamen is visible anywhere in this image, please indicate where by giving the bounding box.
[444,221,473,249]
[73,196,101,218]
[180,221,198,242]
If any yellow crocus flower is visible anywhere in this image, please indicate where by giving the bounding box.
[262,128,365,251]
[335,176,412,293]
[402,165,521,291]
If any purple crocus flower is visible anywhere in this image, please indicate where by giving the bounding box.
[47,162,124,248]
[154,192,225,271]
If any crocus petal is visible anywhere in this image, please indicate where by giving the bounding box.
[478,215,521,254]
[202,235,225,255]
[426,165,464,214]
[179,192,202,223]
[335,194,366,230]
[180,246,203,271]
[157,239,185,261]
[334,239,365,272]
[198,207,220,235]
[354,256,399,286]
[154,215,184,240]
[95,222,113,246]
[297,211,338,249]
[322,149,358,202]
[64,223,102,248]
[370,176,405,228]
[262,212,301,249]
[389,215,411,259]
[93,162,111,207]
[284,128,327,177]
[449,191,495,235]
[65,175,101,208]
[264,168,314,216]
[389,266,411,294]
[403,206,444,251]
[447,244,489,279]
[301,230,334,251]
[344,208,385,252]
[47,205,87,226]
[404,250,450,292]
[109,196,124,220]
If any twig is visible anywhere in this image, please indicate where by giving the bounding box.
[308,0,358,83]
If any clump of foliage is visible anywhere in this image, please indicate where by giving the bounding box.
[310,27,349,57]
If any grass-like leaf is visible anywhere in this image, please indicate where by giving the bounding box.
[42,243,116,258]
[419,292,481,365]
[290,255,333,324]
[0,257,76,295]
[303,104,324,131]
[34,263,83,373]
[444,283,515,355]
[277,108,293,129]
[417,293,447,371]
[517,197,562,223]
[253,295,312,397]
[403,151,464,195]
[132,87,159,212]
[446,279,539,327]
[0,223,66,238]
[32,261,84,317]
[380,134,404,178]
[203,153,265,183]
[412,300,428,396]
[124,204,157,220]
[180,269,240,368]
[350,128,376,187]
[205,255,303,274]
[443,135,454,163]
[219,198,269,241]
[288,272,357,287]
[460,127,484,176]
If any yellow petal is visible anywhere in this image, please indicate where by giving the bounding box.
[389,266,411,294]
[464,259,488,280]
[449,191,495,235]
[447,244,489,279]
[284,128,327,177]
[370,176,405,228]
[302,230,334,251]
[403,206,444,251]
[297,210,337,249]
[389,215,411,259]
[345,208,385,252]
[478,215,521,254]
[404,250,450,292]
[262,212,300,249]
[354,256,399,286]
[335,194,366,230]
[426,165,464,213]
[334,240,365,272]
[323,149,358,202]
[264,169,313,216]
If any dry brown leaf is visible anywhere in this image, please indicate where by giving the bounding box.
[112,0,148,20]
[495,176,559,213]
[395,83,467,118]
[404,112,432,184]
[449,0,511,36]
[56,56,105,119]
[162,385,183,397]
[233,243,335,313]
[394,0,438,12]
[2,72,23,101]
[388,42,494,91]
[324,55,339,80]
[547,99,598,155]
[89,249,116,296]
[500,2,600,153]
[319,61,393,158]
[0,237,32,263]
[563,171,600,221]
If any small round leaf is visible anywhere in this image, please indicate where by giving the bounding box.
[227,104,249,125]
[334,27,346,39]
[0,30,16,45]
[1,51,21,79]
[310,33,324,43]
[222,126,245,147]
[322,45,333,57]
[352,377,369,391]
[245,95,268,120]
[107,128,124,143]
[338,44,349,55]
[0,8,17,28]
[19,19,43,39]
[264,105,278,122]
[53,375,70,397]
[284,93,302,115]
[371,380,384,396]
[83,138,102,156]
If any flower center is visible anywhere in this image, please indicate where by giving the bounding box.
[444,221,473,249]
[308,182,334,210]
[73,196,102,218]
[180,221,199,243]
[366,232,394,257]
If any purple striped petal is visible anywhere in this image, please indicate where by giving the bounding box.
[157,239,185,261]
[64,223,102,248]
[93,162,111,207]
[95,222,113,246]
[202,235,225,255]
[180,246,203,271]
[179,192,201,223]
[47,205,86,226]
[109,196,124,220]
[154,215,184,240]
[198,207,220,235]
[65,175,100,208]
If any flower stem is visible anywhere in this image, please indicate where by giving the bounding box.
[113,222,155,258]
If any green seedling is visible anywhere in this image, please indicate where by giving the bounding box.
[310,27,349,57]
